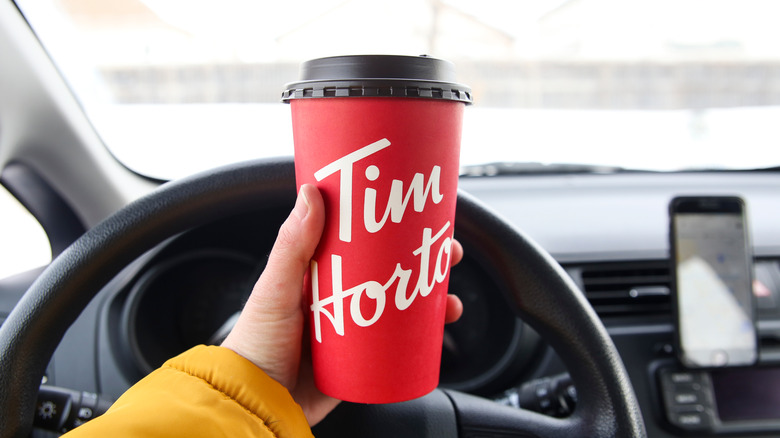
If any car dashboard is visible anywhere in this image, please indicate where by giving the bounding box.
[2,169,780,437]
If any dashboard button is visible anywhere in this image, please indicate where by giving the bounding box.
[673,392,699,404]
[671,409,712,429]
[668,371,699,384]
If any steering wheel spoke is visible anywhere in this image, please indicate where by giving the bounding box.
[446,389,578,438]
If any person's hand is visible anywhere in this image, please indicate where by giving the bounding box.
[222,184,464,426]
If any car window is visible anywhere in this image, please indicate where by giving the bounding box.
[0,186,51,278]
[15,0,780,179]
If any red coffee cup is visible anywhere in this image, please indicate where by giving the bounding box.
[283,55,471,403]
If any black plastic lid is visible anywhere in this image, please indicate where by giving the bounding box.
[282,55,472,104]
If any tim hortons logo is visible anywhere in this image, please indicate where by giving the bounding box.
[310,138,453,342]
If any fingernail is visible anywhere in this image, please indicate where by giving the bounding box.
[300,185,311,209]
[296,185,311,217]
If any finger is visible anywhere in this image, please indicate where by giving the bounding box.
[444,294,463,324]
[444,239,464,324]
[248,184,325,315]
[451,239,463,267]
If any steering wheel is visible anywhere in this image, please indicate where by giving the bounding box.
[0,158,646,437]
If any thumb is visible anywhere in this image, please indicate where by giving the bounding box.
[251,184,325,316]
[222,184,324,388]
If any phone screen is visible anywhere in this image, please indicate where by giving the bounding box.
[671,197,756,368]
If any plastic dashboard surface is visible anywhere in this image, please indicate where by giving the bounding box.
[459,171,780,438]
[3,170,780,438]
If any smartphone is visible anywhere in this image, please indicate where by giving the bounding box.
[669,196,757,368]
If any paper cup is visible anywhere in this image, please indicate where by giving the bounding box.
[283,55,471,403]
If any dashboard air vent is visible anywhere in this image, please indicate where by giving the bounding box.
[571,261,672,318]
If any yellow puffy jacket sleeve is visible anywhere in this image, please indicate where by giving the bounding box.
[64,345,314,438]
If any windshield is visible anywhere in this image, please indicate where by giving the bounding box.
[16,0,780,179]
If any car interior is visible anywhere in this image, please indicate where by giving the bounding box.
[2,1,780,437]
